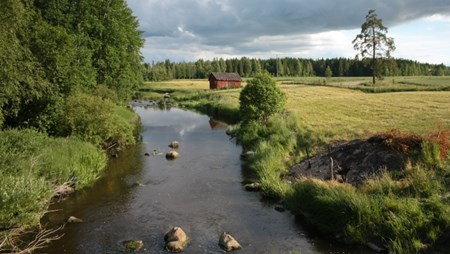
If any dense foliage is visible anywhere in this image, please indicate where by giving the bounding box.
[239,73,286,123]
[143,57,449,81]
[0,0,143,132]
[0,1,143,251]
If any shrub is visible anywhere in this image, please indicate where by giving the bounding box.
[239,73,286,124]
[65,92,135,148]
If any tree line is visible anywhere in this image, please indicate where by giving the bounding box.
[0,0,143,136]
[143,57,449,81]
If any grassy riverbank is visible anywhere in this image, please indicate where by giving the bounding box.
[0,130,106,229]
[142,77,450,253]
[0,101,140,252]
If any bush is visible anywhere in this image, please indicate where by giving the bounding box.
[239,73,286,124]
[65,92,136,148]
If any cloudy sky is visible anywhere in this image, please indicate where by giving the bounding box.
[126,0,450,65]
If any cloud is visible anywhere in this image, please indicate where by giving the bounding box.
[126,0,450,64]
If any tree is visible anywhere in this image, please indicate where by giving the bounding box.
[239,73,286,124]
[325,65,333,79]
[353,9,395,84]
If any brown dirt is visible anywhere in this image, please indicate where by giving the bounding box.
[287,135,410,186]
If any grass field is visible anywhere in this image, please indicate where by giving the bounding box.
[141,77,450,141]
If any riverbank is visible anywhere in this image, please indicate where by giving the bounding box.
[140,78,450,253]
[0,102,140,253]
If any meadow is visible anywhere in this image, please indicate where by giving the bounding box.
[140,76,450,142]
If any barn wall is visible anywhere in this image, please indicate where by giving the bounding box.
[209,80,216,89]
[209,78,241,89]
[216,81,228,89]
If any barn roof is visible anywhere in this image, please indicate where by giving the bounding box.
[209,72,242,81]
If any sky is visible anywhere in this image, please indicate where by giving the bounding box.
[126,0,450,66]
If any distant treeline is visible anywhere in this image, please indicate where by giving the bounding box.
[143,57,450,81]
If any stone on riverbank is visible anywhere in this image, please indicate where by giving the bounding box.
[244,182,262,192]
[219,232,241,252]
[164,227,189,252]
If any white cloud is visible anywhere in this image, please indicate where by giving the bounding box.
[127,0,450,65]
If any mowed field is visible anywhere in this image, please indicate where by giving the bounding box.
[142,76,450,141]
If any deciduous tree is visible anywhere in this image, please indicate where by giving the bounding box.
[239,73,286,124]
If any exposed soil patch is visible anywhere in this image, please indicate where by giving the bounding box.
[287,135,410,186]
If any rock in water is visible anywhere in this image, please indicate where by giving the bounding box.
[122,240,144,252]
[165,150,179,160]
[244,182,262,192]
[67,216,83,223]
[168,141,179,149]
[219,232,241,252]
[164,227,189,252]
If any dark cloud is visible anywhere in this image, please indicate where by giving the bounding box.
[126,0,450,62]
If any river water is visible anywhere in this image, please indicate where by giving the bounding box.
[42,105,368,253]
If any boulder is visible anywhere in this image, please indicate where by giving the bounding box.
[168,141,179,149]
[122,240,144,252]
[164,227,189,252]
[219,232,241,252]
[165,151,179,160]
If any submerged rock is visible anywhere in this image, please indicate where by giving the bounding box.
[164,227,189,252]
[67,216,83,223]
[166,150,179,160]
[122,240,144,252]
[168,141,179,149]
[219,232,241,252]
[274,205,286,212]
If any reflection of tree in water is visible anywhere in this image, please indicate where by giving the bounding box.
[42,145,144,228]
[209,118,227,130]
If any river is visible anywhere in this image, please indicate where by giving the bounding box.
[42,105,369,253]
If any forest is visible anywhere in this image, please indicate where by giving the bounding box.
[143,57,450,81]
[1,1,143,251]
[0,0,143,134]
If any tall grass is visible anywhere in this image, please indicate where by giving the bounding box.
[237,113,449,253]
[0,129,106,229]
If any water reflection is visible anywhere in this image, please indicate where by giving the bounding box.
[42,106,370,254]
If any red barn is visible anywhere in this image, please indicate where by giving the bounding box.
[208,72,242,89]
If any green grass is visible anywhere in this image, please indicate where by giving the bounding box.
[144,77,450,142]
[0,129,106,229]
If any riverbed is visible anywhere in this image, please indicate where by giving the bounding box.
[42,105,369,253]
